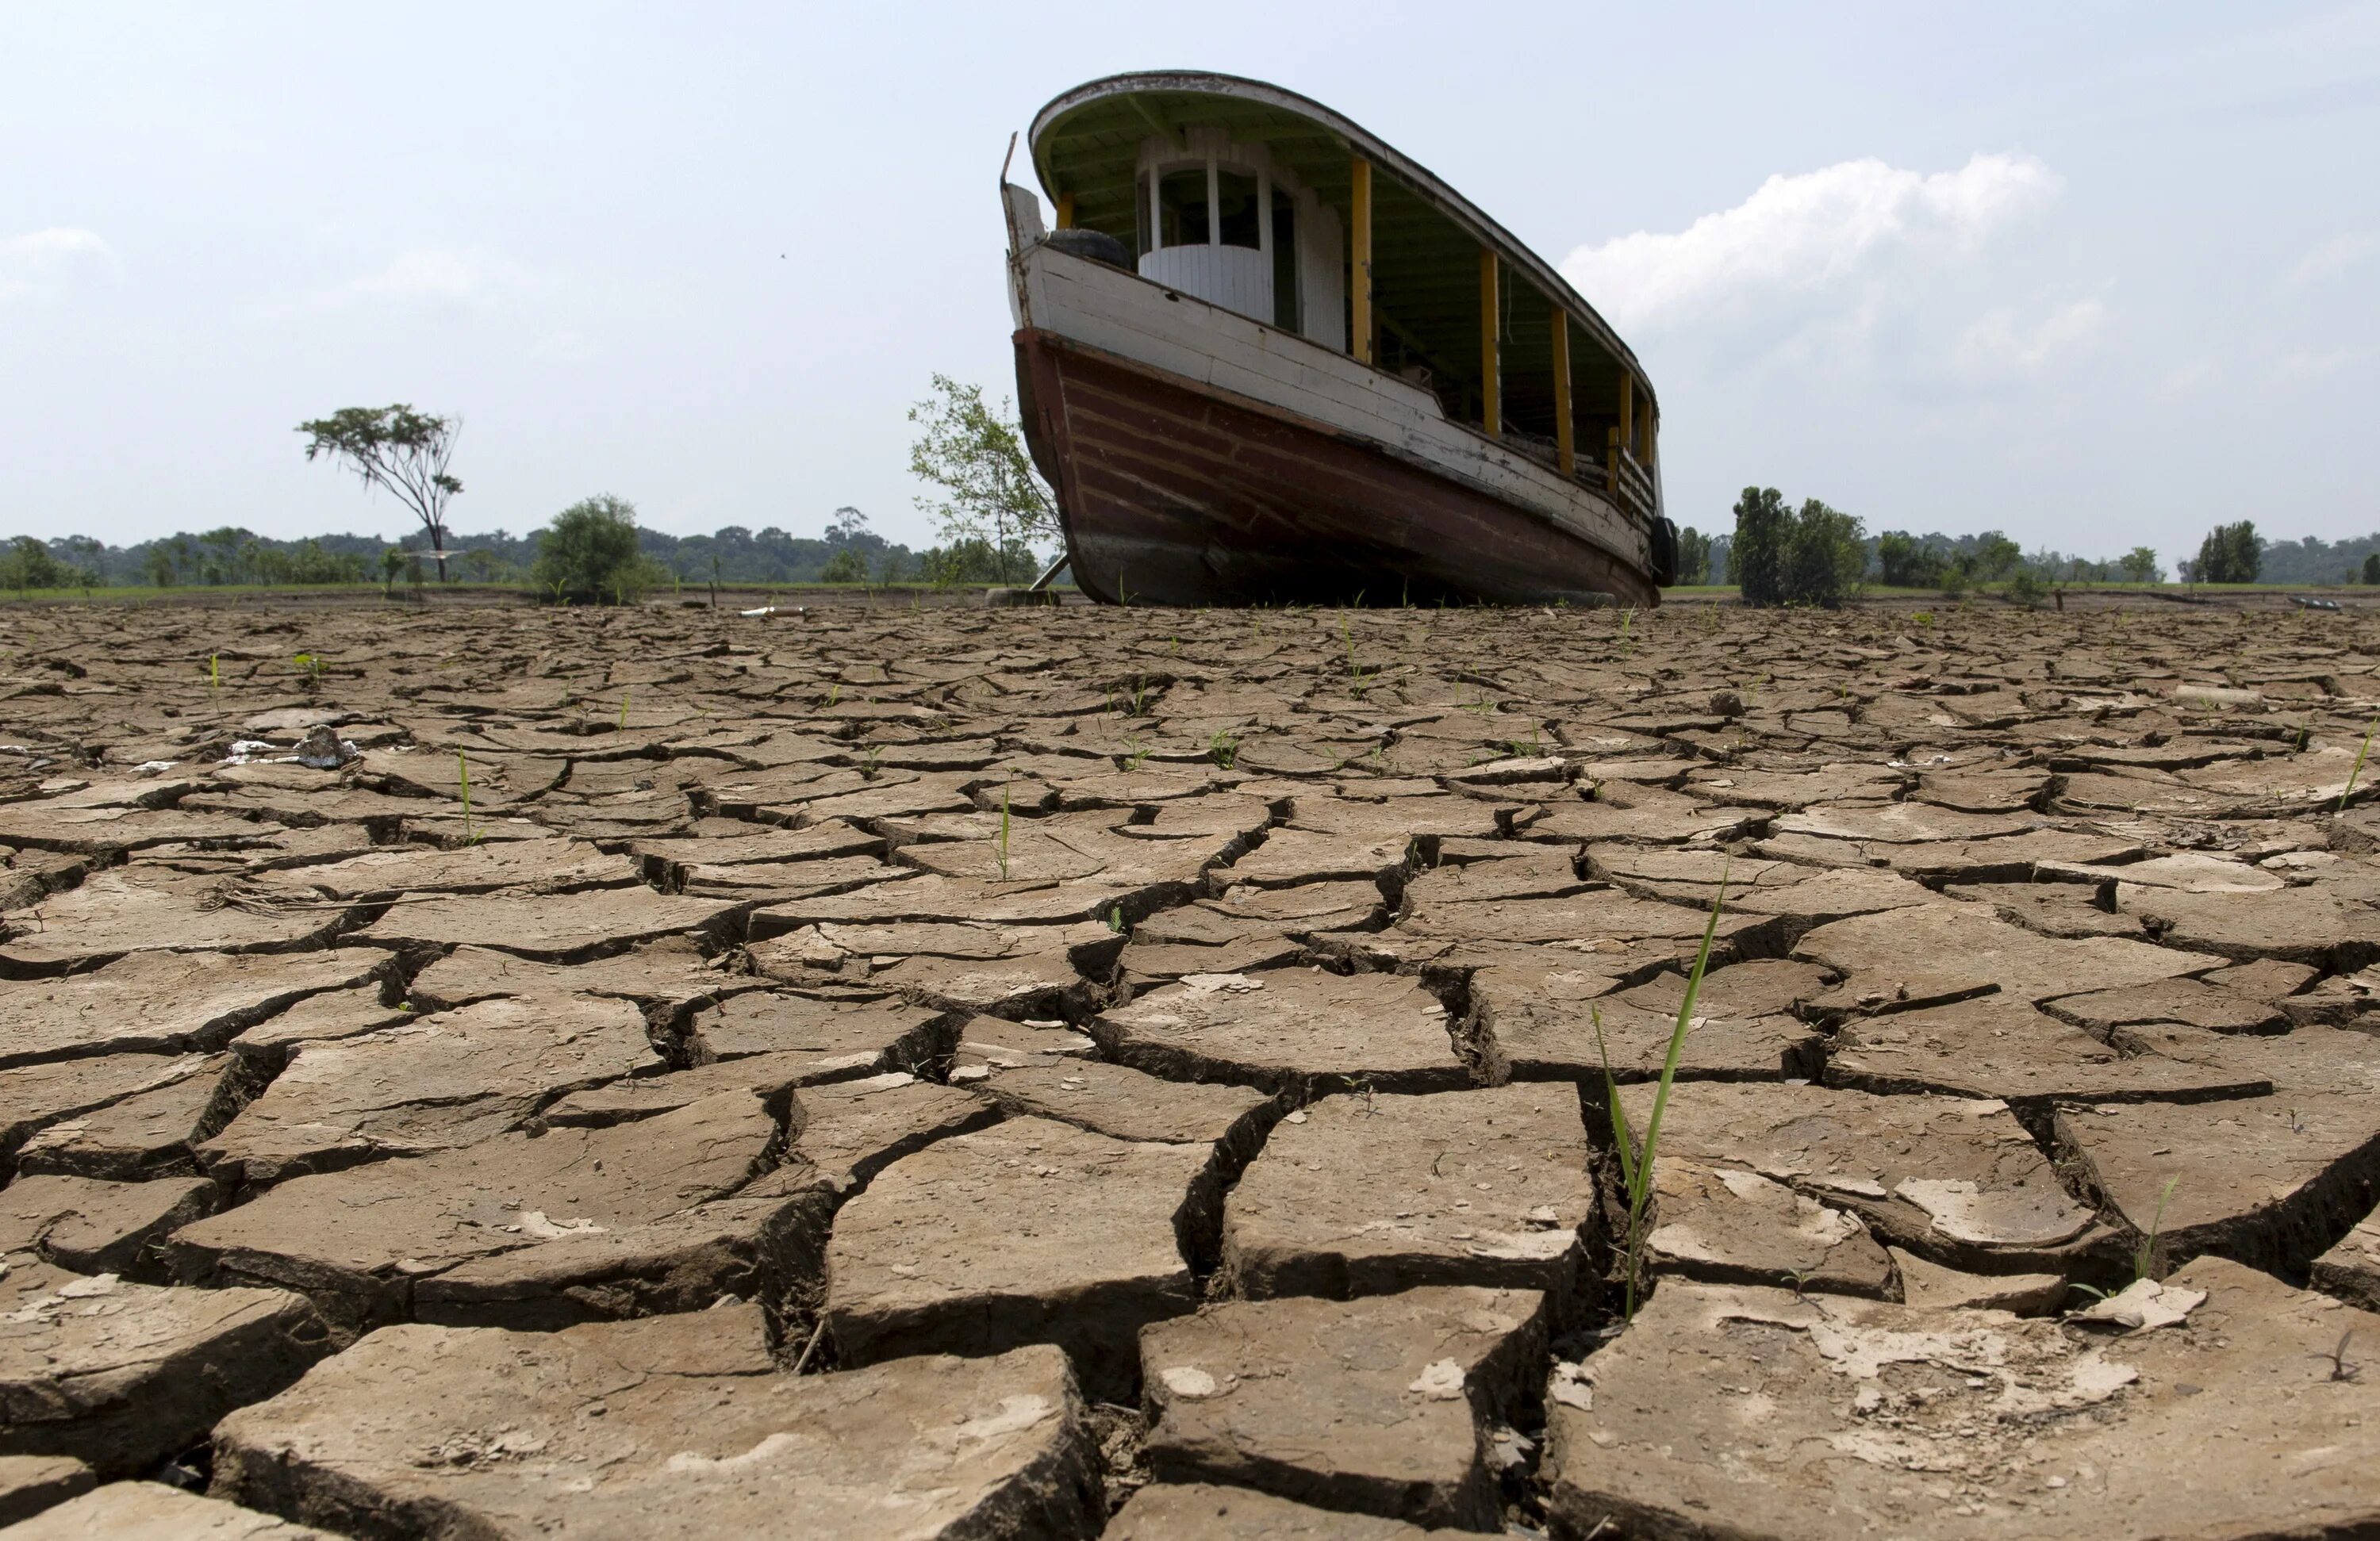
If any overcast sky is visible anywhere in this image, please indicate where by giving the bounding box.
[4,2,2375,572]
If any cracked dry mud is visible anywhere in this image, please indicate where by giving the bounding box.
[2,597,2379,1539]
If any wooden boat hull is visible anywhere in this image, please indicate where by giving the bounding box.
[1015,328,1660,609]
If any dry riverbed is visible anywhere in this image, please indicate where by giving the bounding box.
[2,597,2379,1539]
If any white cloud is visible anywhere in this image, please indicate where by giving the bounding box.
[1954,298,2108,376]
[1560,154,2060,332]
[2267,344,2370,385]
[2283,232,2379,287]
[0,227,119,302]
[328,247,547,311]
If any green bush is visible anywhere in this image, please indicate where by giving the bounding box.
[1733,489,1865,608]
[531,496,663,605]
[1731,488,1791,605]
[2196,520,2262,584]
[0,537,72,592]
[2008,570,2046,608]
[2365,553,2380,585]
[818,548,869,584]
[1877,531,1944,588]
[1673,526,1713,585]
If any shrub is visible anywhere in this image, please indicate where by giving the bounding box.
[531,495,663,605]
[2196,520,2261,584]
[818,548,869,585]
[2365,553,2380,585]
[1783,500,1866,608]
[1674,526,1713,585]
[1735,491,1865,608]
[0,537,71,592]
[1730,488,1790,605]
[1877,531,1944,588]
[2008,570,2046,608]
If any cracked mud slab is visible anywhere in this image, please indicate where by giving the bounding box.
[0,1255,328,1475]
[1545,1256,2380,1540]
[1222,1084,1595,1305]
[0,1482,342,1539]
[210,1307,1103,1539]
[1139,1286,1546,1529]
[169,1088,779,1337]
[825,1115,1211,1398]
[1093,968,1468,1095]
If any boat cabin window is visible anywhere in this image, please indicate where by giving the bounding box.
[1215,171,1261,249]
[1155,167,1210,248]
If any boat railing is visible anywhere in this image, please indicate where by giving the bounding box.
[1610,448,1657,524]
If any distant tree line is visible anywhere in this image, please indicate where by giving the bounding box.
[1671,500,2380,607]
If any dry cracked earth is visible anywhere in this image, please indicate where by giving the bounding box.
[2,596,2379,1539]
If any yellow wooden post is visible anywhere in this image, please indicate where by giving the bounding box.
[1478,249,1501,438]
[1056,193,1075,230]
[1350,157,1374,366]
[1551,312,1574,476]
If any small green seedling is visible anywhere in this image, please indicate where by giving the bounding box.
[1122,736,1150,772]
[995,780,1012,880]
[455,749,478,845]
[860,744,882,778]
[617,690,631,730]
[1595,869,1728,1321]
[2135,1174,2179,1283]
[1207,730,1238,770]
[2342,710,2378,811]
[206,653,220,700]
[293,652,325,692]
[1107,904,1125,935]
[825,681,842,708]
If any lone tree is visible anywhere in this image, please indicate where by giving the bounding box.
[298,405,463,581]
[1730,487,1791,606]
[2121,546,2163,584]
[531,495,660,605]
[908,374,1055,585]
[2196,520,2261,585]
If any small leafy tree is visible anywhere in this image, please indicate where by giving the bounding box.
[819,548,869,584]
[2364,553,2380,585]
[2196,520,2261,584]
[1730,487,1790,605]
[0,537,70,593]
[1877,531,1944,588]
[1971,531,2023,581]
[298,405,463,580]
[824,506,871,546]
[531,495,662,605]
[908,375,1055,585]
[1783,499,1867,608]
[2121,546,2163,584]
[1735,491,1865,608]
[1673,526,1712,585]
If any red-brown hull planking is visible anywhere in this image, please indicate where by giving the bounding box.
[1014,329,1659,610]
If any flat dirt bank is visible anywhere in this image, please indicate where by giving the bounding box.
[3,598,2378,1538]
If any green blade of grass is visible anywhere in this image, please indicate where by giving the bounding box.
[1634,866,1727,1202]
[1590,1005,1637,1198]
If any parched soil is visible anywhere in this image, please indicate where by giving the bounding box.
[4,596,2380,1538]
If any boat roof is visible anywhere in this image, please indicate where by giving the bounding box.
[1028,71,1653,419]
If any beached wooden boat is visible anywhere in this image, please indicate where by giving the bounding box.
[1005,71,1676,608]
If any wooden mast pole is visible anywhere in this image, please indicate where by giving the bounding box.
[1478,249,1501,438]
[1350,156,1374,366]
[1551,312,1574,476]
